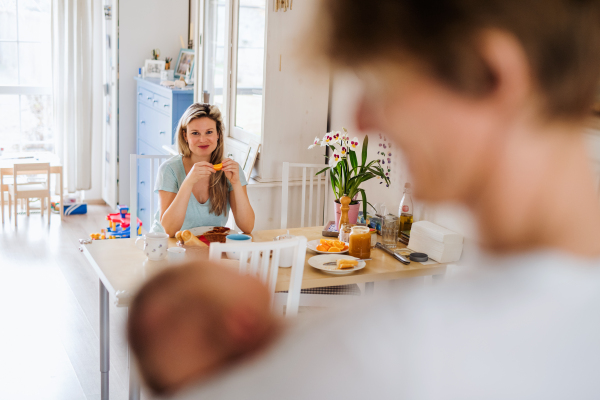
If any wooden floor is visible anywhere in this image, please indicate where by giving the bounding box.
[0,205,135,400]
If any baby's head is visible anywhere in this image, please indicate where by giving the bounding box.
[127,262,277,395]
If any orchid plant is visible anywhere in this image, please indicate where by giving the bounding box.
[308,128,391,217]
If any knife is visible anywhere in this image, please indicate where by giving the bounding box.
[375,242,411,265]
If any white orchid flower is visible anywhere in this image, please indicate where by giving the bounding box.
[333,131,341,143]
[350,137,360,150]
[322,133,334,146]
[329,151,342,167]
[340,146,348,156]
[308,136,321,149]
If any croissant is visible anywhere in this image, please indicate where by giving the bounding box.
[181,230,208,247]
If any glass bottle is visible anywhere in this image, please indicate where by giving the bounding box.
[398,183,414,235]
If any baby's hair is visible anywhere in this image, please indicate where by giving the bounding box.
[127,263,227,394]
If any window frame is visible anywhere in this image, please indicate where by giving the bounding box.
[200,0,266,146]
[0,0,53,153]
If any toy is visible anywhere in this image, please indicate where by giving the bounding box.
[89,206,143,240]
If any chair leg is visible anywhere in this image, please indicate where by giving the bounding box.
[26,199,30,216]
[47,196,51,225]
[8,194,11,219]
[1,191,4,224]
[14,197,17,227]
[41,198,44,217]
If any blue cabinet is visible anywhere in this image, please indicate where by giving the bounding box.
[135,77,193,230]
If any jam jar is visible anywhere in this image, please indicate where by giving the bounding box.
[348,226,371,259]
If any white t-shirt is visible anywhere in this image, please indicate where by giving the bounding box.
[166,251,600,400]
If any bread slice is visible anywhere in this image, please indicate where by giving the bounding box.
[203,226,230,243]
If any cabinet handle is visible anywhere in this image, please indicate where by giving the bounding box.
[159,131,166,135]
[140,181,145,185]
[141,153,145,155]
[147,96,152,100]
[140,208,145,212]
[140,120,145,124]
[163,104,170,108]
[138,92,142,96]
[153,100,158,104]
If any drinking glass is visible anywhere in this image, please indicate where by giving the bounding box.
[382,214,399,249]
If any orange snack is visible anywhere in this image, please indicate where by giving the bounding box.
[213,163,223,171]
[343,245,349,251]
[328,247,340,252]
[316,245,328,252]
[334,240,345,248]
[320,239,331,245]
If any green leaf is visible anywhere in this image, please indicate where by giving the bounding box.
[349,151,358,172]
[359,189,368,218]
[315,166,329,176]
[361,135,368,167]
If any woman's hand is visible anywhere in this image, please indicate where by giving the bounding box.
[183,161,215,187]
[222,158,241,185]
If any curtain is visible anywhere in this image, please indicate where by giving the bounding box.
[52,0,93,192]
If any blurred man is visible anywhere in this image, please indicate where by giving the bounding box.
[156,1,600,398]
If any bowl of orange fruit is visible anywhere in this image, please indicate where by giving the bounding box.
[307,239,349,254]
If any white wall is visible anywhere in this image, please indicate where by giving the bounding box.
[117,0,189,205]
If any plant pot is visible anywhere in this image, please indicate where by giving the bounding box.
[334,200,360,228]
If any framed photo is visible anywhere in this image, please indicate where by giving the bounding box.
[174,49,195,79]
[144,59,166,78]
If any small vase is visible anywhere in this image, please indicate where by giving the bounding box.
[334,200,360,229]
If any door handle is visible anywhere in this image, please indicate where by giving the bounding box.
[163,104,170,108]
[140,120,145,124]
[159,131,166,135]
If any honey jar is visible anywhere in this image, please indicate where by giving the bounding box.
[349,226,371,259]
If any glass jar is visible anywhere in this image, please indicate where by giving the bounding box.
[349,226,371,259]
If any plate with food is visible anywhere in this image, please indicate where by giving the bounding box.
[307,239,349,254]
[175,226,231,247]
[308,255,366,275]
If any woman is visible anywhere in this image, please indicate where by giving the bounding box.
[154,103,255,236]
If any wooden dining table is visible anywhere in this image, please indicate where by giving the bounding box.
[80,225,448,400]
[0,152,64,221]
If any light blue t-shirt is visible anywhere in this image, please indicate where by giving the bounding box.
[151,155,247,232]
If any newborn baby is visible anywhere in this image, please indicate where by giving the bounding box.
[127,262,283,395]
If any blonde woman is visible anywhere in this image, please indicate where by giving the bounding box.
[154,103,255,236]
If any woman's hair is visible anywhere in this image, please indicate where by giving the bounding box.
[309,0,600,120]
[176,103,228,216]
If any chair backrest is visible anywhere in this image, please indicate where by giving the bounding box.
[130,154,170,241]
[281,162,330,229]
[208,236,308,317]
[12,162,50,195]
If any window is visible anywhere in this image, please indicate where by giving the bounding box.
[0,0,53,154]
[202,0,266,144]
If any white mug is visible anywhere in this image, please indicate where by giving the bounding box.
[225,234,252,260]
[136,232,169,261]
[167,247,186,263]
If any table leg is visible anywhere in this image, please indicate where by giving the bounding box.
[100,280,110,400]
[365,282,375,296]
[432,273,445,282]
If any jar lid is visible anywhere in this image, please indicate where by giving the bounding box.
[409,252,428,262]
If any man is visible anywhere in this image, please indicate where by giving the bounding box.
[158,1,600,398]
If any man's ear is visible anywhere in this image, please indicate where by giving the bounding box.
[478,29,532,117]
[223,303,263,347]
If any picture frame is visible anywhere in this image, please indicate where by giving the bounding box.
[174,48,195,79]
[144,59,166,78]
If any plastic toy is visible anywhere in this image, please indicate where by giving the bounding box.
[89,205,142,240]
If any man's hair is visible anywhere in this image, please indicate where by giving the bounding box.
[310,0,600,120]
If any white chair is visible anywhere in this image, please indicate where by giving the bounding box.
[130,154,171,240]
[6,163,51,226]
[281,162,362,306]
[208,237,307,317]
[281,162,331,229]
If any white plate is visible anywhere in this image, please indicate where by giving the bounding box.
[307,239,349,254]
[187,226,232,236]
[308,254,366,275]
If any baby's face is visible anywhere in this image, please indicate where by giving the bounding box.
[144,268,277,394]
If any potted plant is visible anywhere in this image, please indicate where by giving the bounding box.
[308,128,391,227]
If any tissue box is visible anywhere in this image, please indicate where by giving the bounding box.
[407,221,463,263]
